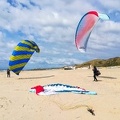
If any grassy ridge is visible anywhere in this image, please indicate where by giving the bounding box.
[75,57,120,68]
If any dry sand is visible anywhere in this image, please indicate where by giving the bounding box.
[0,67,120,120]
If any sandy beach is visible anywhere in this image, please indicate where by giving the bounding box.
[0,67,120,120]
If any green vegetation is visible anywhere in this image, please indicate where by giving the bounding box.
[75,57,120,68]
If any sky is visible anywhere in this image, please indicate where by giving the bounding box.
[0,0,120,69]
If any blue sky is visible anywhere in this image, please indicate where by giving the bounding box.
[0,0,120,69]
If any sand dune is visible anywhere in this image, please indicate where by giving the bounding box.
[0,67,120,120]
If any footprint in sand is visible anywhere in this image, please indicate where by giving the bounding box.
[0,97,12,110]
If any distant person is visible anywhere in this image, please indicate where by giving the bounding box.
[88,64,92,69]
[7,69,10,77]
[92,66,99,81]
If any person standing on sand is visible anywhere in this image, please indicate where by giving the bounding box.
[92,66,98,81]
[7,69,10,77]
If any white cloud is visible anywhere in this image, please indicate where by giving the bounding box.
[99,0,120,10]
[0,31,4,40]
[101,21,120,32]
[0,0,120,69]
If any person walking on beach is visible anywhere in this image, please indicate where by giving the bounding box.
[7,69,10,77]
[92,66,98,81]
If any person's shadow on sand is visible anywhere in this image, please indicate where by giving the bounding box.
[98,76,117,79]
[88,76,117,80]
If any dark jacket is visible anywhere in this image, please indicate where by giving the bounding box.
[93,66,101,76]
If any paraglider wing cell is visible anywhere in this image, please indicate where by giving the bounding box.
[9,40,40,75]
[75,11,109,52]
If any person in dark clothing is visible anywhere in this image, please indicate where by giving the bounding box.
[92,66,98,81]
[7,69,10,77]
